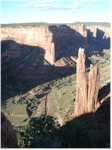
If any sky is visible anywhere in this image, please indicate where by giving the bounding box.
[1,0,111,24]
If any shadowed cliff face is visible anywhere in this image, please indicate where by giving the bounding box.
[1,24,110,65]
[1,40,77,101]
[87,28,110,50]
[48,25,110,63]
[1,40,53,80]
[1,25,110,148]
[1,24,110,101]
[1,39,77,80]
[48,25,88,61]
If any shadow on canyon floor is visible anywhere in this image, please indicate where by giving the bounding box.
[1,29,110,147]
[1,82,110,148]
[1,40,76,101]
[17,90,110,148]
[87,28,110,54]
[1,27,110,101]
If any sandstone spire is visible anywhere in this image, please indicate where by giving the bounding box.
[74,48,100,117]
[88,65,100,113]
[74,48,88,117]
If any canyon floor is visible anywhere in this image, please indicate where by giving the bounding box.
[1,49,110,148]
[1,23,110,148]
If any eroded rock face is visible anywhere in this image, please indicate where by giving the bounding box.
[1,25,110,65]
[88,65,100,113]
[1,112,18,148]
[74,48,100,117]
[75,48,88,116]
[1,25,110,80]
[1,26,55,64]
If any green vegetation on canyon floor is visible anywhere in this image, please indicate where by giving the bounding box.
[1,49,110,148]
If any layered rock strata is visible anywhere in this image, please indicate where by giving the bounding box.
[1,25,110,65]
[1,24,110,80]
[74,48,100,117]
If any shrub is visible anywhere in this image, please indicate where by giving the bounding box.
[16,115,57,148]
[15,116,95,148]
[16,132,25,148]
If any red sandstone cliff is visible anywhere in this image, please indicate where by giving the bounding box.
[1,24,110,80]
[1,25,110,65]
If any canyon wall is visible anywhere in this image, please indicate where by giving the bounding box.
[1,26,55,64]
[1,25,110,65]
[1,24,110,80]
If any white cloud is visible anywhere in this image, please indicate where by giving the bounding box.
[21,0,80,11]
